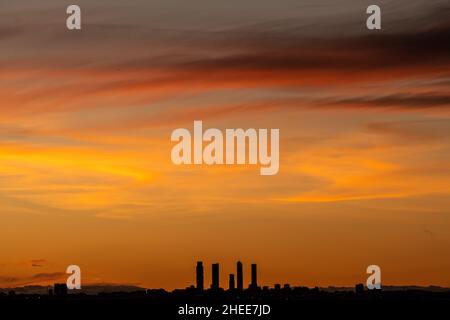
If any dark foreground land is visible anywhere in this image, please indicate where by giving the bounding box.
[1,288,450,319]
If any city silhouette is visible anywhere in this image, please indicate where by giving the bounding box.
[1,261,449,318]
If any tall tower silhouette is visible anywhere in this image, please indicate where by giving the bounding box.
[211,263,219,289]
[196,261,204,291]
[229,274,235,290]
[237,261,243,291]
[251,263,258,289]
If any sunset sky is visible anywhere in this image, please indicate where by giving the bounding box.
[1,0,450,289]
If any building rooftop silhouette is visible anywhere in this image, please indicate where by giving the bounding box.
[54,283,68,296]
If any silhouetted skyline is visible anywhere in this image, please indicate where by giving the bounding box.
[1,260,449,320]
[198,261,260,291]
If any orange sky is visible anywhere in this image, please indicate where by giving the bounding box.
[1,0,450,289]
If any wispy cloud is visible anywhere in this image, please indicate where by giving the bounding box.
[30,259,47,268]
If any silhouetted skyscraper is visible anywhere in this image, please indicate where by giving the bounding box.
[229,274,235,290]
[211,263,219,289]
[237,261,243,291]
[196,261,204,291]
[251,263,258,289]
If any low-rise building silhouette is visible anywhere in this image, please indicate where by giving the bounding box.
[54,283,68,296]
